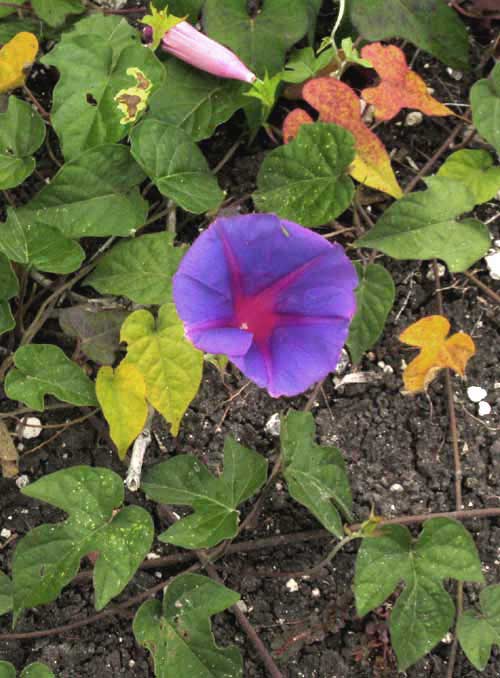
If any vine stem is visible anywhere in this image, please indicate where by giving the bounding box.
[71,508,500,584]
[432,260,464,678]
[300,532,360,577]
[3,509,500,642]
[23,86,50,120]
[403,120,466,194]
[0,564,201,642]
[202,559,284,678]
[462,271,500,305]
[238,377,325,533]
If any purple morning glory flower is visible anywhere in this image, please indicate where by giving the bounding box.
[173,214,357,397]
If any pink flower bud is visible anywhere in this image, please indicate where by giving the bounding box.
[160,21,256,84]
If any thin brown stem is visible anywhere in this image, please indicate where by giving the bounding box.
[0,563,201,642]
[23,86,50,120]
[404,121,465,194]
[348,506,500,532]
[463,271,500,305]
[432,261,466,678]
[72,508,500,585]
[213,140,243,174]
[239,378,326,533]
[203,560,284,678]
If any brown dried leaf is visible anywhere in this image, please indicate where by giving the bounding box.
[0,420,18,478]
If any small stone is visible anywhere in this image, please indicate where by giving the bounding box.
[311,587,321,598]
[285,578,299,593]
[15,475,29,489]
[478,401,492,417]
[264,413,281,437]
[128,660,136,669]
[17,416,42,439]
[446,67,463,80]
[0,528,12,539]
[405,111,423,126]
[467,386,487,403]
[377,360,394,374]
[146,552,160,560]
[390,483,404,492]
[485,251,500,281]
[441,632,453,644]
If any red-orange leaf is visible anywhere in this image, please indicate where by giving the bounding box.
[360,43,453,121]
[399,315,475,394]
[284,77,402,198]
[282,108,314,143]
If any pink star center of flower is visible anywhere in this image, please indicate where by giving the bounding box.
[233,292,279,343]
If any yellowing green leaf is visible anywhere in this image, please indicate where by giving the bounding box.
[0,32,38,93]
[96,363,148,460]
[121,303,203,436]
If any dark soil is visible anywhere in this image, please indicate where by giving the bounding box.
[1,4,500,678]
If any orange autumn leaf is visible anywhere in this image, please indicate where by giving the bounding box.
[283,77,403,198]
[283,108,314,143]
[360,43,453,121]
[399,315,475,394]
[0,32,38,94]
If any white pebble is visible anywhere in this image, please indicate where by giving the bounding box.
[405,111,423,127]
[390,483,404,492]
[478,401,491,417]
[485,251,500,281]
[264,413,281,437]
[311,587,321,598]
[16,475,29,489]
[467,386,487,403]
[446,67,463,80]
[17,417,42,439]
[441,632,453,644]
[285,578,299,593]
[146,552,160,560]
[377,361,394,374]
[0,528,12,539]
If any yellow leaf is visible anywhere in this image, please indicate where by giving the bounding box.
[0,32,39,94]
[121,303,203,436]
[96,363,148,460]
[399,315,475,394]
